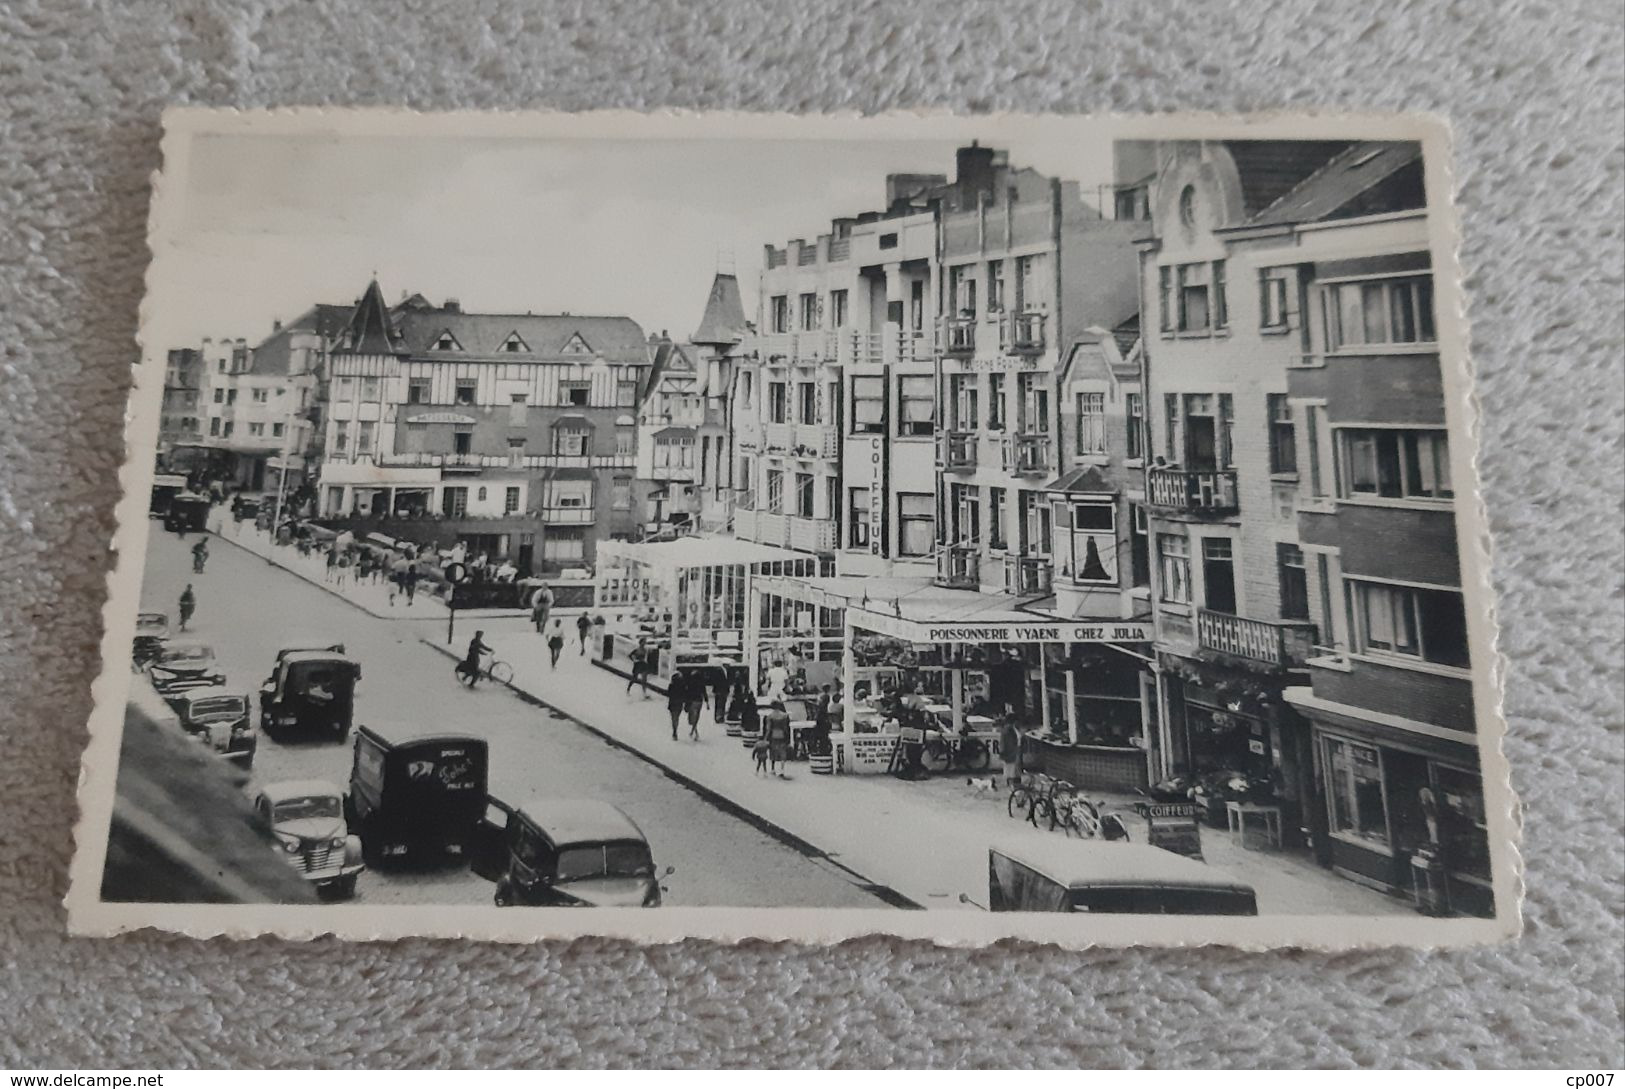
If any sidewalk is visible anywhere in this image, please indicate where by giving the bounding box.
[211,516,540,622]
[427,621,1416,917]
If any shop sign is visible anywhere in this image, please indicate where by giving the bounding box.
[835,734,898,775]
[1134,802,1204,820]
[408,411,478,425]
[867,436,885,555]
[1144,819,1204,860]
[849,608,1153,645]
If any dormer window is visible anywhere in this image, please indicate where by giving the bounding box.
[432,330,462,352]
[500,332,530,353]
[561,333,592,356]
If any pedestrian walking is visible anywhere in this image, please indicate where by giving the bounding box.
[763,658,789,704]
[680,668,708,740]
[325,547,338,582]
[626,637,653,699]
[576,612,591,655]
[547,620,566,670]
[177,584,196,632]
[762,700,793,778]
[530,584,554,634]
[402,563,417,606]
[999,718,1023,789]
[666,668,691,740]
[709,665,730,724]
[589,613,606,660]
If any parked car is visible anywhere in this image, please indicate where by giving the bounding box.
[472,797,672,907]
[162,687,257,768]
[132,611,170,672]
[344,725,488,864]
[252,780,365,900]
[231,494,262,522]
[147,641,225,695]
[258,648,360,740]
[149,474,188,518]
[983,839,1258,915]
[162,493,212,534]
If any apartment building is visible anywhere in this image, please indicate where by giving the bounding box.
[687,271,752,533]
[316,280,649,571]
[933,145,1141,602]
[1136,139,1470,891]
[159,348,206,449]
[635,338,704,534]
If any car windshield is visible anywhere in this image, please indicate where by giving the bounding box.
[161,645,212,663]
[274,796,341,822]
[555,844,654,882]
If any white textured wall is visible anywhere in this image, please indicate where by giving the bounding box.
[1,0,1620,1068]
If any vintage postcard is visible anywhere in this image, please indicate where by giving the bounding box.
[66,109,1520,947]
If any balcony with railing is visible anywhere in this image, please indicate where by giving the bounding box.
[936,543,981,590]
[763,421,793,453]
[942,316,976,356]
[789,516,838,552]
[1005,310,1046,354]
[939,430,978,471]
[1002,432,1051,475]
[1008,554,1053,596]
[792,423,840,459]
[540,505,596,525]
[1196,609,1317,669]
[1146,466,1240,515]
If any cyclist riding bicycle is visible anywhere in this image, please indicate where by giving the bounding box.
[456,630,492,686]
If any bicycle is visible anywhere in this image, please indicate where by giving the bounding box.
[1008,773,1065,827]
[1048,785,1132,841]
[455,653,514,687]
[919,730,992,774]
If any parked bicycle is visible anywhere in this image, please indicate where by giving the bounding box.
[1008,774,1131,841]
[919,730,992,774]
[1008,773,1064,827]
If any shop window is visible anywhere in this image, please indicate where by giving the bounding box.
[454,379,477,406]
[561,382,591,407]
[1350,579,1470,669]
[1432,765,1491,882]
[1339,429,1452,501]
[851,376,885,434]
[897,492,934,557]
[1324,737,1390,847]
[1076,391,1106,455]
[770,295,789,334]
[847,488,869,549]
[1125,392,1144,461]
[1278,543,1310,621]
[897,375,935,437]
[768,382,788,424]
[1324,275,1435,349]
[407,378,430,404]
[1157,533,1190,605]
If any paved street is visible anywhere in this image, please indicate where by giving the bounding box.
[134,520,886,908]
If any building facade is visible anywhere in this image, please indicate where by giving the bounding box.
[1134,138,1483,912]
[316,282,649,572]
[159,348,206,450]
[635,338,705,535]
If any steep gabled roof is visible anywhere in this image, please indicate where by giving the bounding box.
[691,272,749,347]
[343,279,403,355]
[247,303,353,375]
[1247,141,1425,227]
[1224,141,1353,218]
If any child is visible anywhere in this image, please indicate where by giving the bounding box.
[547,620,566,669]
[753,736,770,776]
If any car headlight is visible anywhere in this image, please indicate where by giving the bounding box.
[280,838,301,854]
[330,837,346,849]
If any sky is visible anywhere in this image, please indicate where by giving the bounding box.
[145,128,1119,352]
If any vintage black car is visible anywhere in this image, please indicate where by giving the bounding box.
[472,797,672,908]
[162,493,212,534]
[132,611,170,672]
[253,779,365,900]
[258,648,360,740]
[148,640,226,694]
[344,725,489,864]
[161,687,258,767]
[231,494,263,522]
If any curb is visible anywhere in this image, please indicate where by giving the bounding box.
[419,637,919,910]
[589,656,670,698]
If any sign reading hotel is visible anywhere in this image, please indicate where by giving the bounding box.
[848,608,1154,645]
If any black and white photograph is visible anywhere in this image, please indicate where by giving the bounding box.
[66,110,1519,946]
